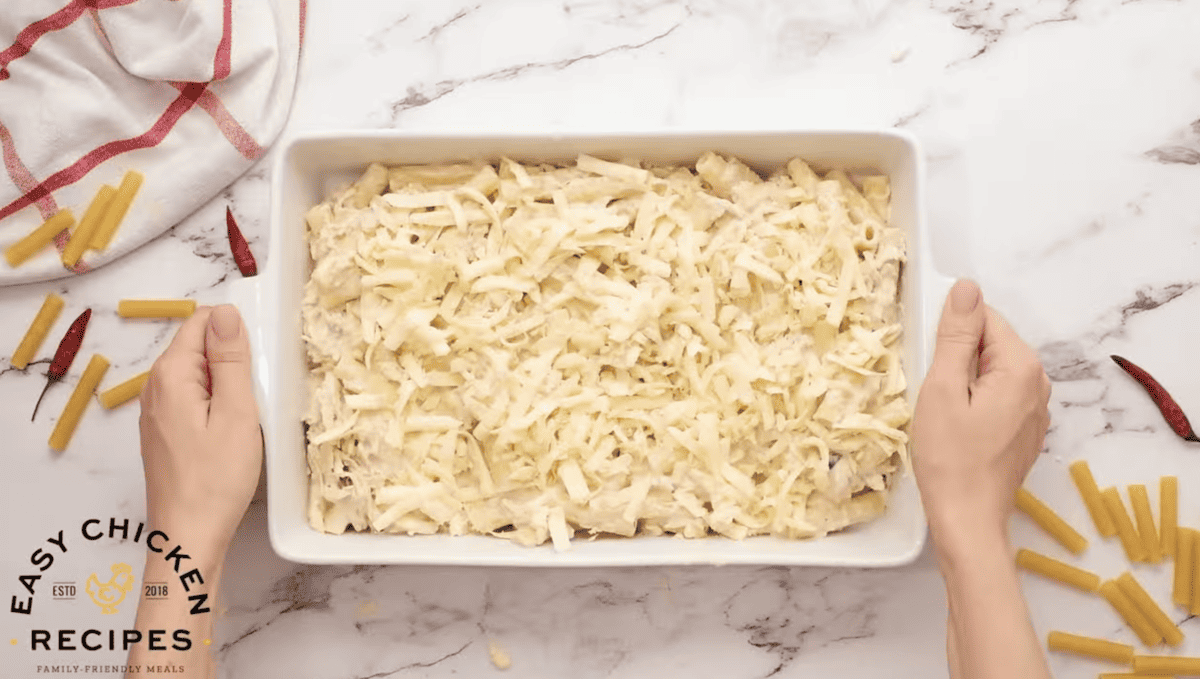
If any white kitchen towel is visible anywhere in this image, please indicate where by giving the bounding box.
[0,0,304,284]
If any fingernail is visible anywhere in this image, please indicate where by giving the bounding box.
[950,280,981,313]
[211,305,242,341]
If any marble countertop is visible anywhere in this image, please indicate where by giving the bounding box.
[4,1,1200,677]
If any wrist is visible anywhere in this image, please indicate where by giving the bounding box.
[141,552,224,609]
[140,525,228,590]
[931,518,1012,574]
[921,487,1010,555]
[145,511,235,560]
[142,549,225,579]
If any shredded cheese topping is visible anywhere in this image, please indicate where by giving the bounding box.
[302,152,909,547]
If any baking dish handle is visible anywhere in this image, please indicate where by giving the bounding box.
[225,275,271,414]
[926,273,957,311]
[922,272,958,370]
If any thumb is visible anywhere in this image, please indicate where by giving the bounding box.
[929,279,986,390]
[204,304,259,422]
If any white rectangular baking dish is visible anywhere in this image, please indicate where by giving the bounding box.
[247,130,944,566]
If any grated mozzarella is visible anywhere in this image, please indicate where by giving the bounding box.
[302,152,909,547]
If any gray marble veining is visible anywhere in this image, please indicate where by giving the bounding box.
[3,1,1200,677]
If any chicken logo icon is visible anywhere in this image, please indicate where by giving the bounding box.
[85,562,135,615]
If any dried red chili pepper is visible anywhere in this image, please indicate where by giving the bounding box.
[226,207,258,278]
[1111,355,1199,443]
[31,308,91,421]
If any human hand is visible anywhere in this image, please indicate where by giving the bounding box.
[912,280,1051,551]
[139,305,262,566]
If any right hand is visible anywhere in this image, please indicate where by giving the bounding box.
[911,280,1051,549]
[139,305,262,566]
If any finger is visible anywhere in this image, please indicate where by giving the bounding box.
[1031,409,1051,463]
[978,306,1034,376]
[928,279,986,393]
[145,306,215,411]
[967,334,982,394]
[204,304,259,422]
[162,306,214,359]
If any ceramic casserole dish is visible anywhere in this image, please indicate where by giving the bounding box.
[238,130,945,566]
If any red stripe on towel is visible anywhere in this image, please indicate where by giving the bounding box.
[0,0,140,80]
[87,7,116,58]
[0,82,206,223]
[171,82,263,159]
[0,117,58,221]
[213,0,233,80]
[300,0,308,48]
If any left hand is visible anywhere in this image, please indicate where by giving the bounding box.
[139,304,262,562]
